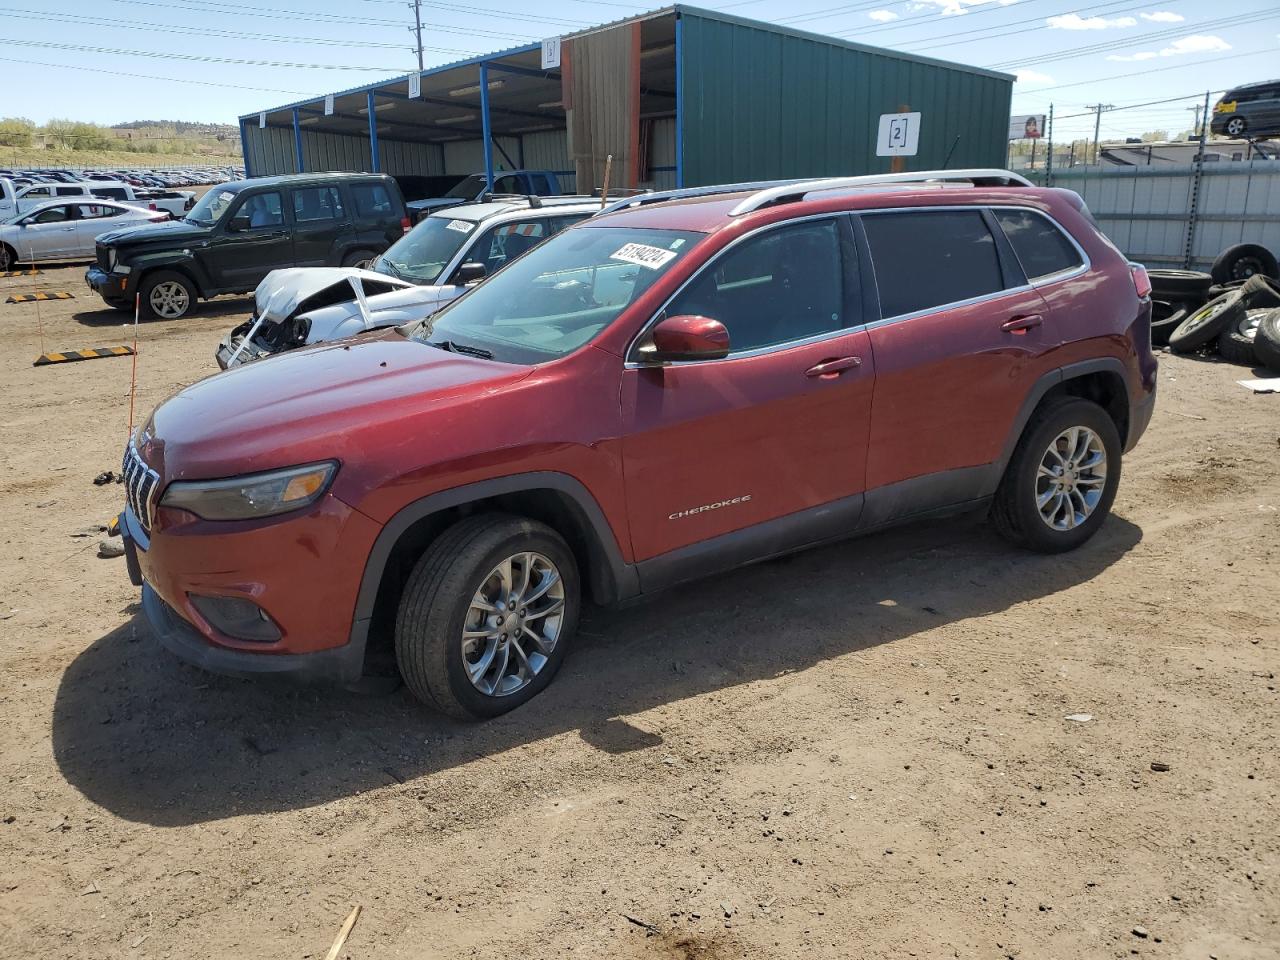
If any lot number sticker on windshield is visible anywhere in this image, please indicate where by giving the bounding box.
[446,219,473,233]
[610,242,677,270]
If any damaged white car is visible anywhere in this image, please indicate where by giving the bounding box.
[215,195,603,369]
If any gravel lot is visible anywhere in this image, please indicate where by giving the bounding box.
[0,264,1276,960]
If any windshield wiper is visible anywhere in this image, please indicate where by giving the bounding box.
[379,259,404,279]
[425,339,493,360]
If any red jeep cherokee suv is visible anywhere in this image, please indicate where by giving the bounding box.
[119,169,1156,719]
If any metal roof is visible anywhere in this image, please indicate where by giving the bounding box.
[241,4,1013,127]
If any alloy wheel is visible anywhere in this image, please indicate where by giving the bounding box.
[1226,117,1246,137]
[149,280,190,318]
[461,551,565,697]
[1035,426,1108,531]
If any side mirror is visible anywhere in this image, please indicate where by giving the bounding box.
[453,261,487,285]
[227,215,251,232]
[639,314,731,363]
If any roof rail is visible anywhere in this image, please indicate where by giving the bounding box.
[727,169,1034,216]
[598,179,810,217]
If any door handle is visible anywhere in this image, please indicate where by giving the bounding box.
[805,356,862,379]
[1002,314,1043,334]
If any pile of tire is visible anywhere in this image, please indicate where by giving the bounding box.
[1148,243,1280,373]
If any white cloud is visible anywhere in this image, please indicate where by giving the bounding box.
[1106,34,1231,62]
[1159,35,1231,55]
[911,0,1017,16]
[1015,68,1055,84]
[868,9,899,21]
[1140,11,1184,22]
[1047,13,1137,29]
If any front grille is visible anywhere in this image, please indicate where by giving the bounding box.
[96,244,110,272]
[122,443,160,534]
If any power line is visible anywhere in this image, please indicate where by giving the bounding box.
[985,9,1277,69]
[101,0,538,40]
[0,55,309,94]
[1015,46,1270,94]
[896,0,1185,50]
[0,7,473,53]
[5,38,402,72]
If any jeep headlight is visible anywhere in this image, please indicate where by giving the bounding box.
[160,461,337,521]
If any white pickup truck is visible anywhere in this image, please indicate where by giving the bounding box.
[0,178,193,218]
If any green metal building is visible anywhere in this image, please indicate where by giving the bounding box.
[240,5,1013,192]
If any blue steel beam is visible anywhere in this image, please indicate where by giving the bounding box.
[292,108,304,173]
[367,91,381,172]
[675,15,684,187]
[479,62,495,190]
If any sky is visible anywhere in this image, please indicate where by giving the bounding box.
[1,0,1277,144]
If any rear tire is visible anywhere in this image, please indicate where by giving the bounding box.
[341,249,377,269]
[1168,289,1247,352]
[395,514,579,719]
[1150,300,1191,347]
[991,397,1122,554]
[1216,309,1267,365]
[1254,309,1280,373]
[1211,243,1279,284]
[1148,268,1211,301]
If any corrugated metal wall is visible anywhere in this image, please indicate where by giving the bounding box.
[244,126,295,176]
[1030,162,1280,269]
[678,13,1012,185]
[648,117,677,189]
[244,125,445,177]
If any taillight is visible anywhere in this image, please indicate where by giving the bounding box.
[148,201,158,211]
[1130,263,1152,298]
[401,216,411,234]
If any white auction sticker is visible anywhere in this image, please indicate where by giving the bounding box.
[610,242,677,270]
[445,219,473,233]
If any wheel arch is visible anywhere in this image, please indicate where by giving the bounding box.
[1000,359,1132,475]
[137,261,206,300]
[348,472,638,669]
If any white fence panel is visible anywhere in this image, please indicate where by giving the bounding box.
[1032,161,1280,269]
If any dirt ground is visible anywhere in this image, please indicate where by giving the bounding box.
[0,263,1276,960]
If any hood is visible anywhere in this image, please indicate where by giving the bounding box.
[148,330,532,482]
[95,217,210,247]
[254,267,414,322]
[407,197,467,213]
[296,284,453,343]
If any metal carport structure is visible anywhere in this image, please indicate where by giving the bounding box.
[240,6,1013,193]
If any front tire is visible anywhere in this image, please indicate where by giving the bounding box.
[0,244,18,272]
[395,514,579,719]
[140,270,197,320]
[992,397,1122,554]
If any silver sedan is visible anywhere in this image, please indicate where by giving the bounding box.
[0,199,166,271]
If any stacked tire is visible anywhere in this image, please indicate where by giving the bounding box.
[1148,262,1280,373]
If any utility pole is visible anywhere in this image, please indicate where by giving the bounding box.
[409,0,424,72]
[1086,103,1114,165]
[1187,104,1202,139]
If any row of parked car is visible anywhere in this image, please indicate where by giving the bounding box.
[0,165,244,190]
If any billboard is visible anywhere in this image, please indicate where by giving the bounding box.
[1009,114,1045,140]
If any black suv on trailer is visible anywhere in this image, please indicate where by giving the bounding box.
[86,172,409,319]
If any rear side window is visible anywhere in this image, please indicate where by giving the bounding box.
[350,182,392,217]
[94,188,127,201]
[292,186,344,222]
[993,209,1083,281]
[863,210,1003,318]
[55,186,83,196]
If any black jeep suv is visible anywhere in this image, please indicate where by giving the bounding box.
[86,172,408,319]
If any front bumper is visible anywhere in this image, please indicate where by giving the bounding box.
[119,495,382,683]
[215,327,271,370]
[141,583,366,682]
[86,265,133,302]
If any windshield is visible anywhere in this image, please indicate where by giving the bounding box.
[444,175,487,200]
[185,187,238,225]
[376,214,476,284]
[409,226,704,364]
